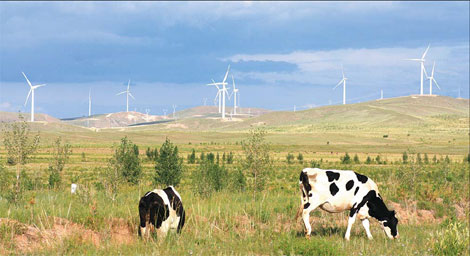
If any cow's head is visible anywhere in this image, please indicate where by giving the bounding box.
[380,210,399,239]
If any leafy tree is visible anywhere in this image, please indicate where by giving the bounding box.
[353,154,360,164]
[200,152,205,161]
[154,138,183,186]
[424,153,429,164]
[146,147,153,160]
[375,155,382,164]
[310,160,321,168]
[365,156,372,164]
[286,153,295,164]
[297,153,304,164]
[192,159,228,197]
[2,115,40,203]
[227,152,234,164]
[445,155,451,164]
[187,149,196,164]
[433,155,438,164]
[341,153,352,164]
[402,151,409,164]
[48,137,72,188]
[417,153,422,164]
[109,136,142,185]
[242,128,272,194]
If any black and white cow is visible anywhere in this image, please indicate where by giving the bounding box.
[299,168,399,240]
[138,186,185,238]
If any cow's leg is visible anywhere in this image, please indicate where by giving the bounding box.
[361,218,373,240]
[302,200,321,239]
[345,212,357,241]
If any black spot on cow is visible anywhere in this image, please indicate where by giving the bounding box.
[138,192,169,232]
[326,171,340,182]
[300,171,312,193]
[329,183,339,196]
[304,202,311,209]
[346,180,354,191]
[354,186,359,195]
[354,172,368,183]
[308,193,312,197]
[349,190,376,217]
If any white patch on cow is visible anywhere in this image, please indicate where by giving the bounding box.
[169,186,182,202]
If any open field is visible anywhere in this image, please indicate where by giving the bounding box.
[0,96,469,255]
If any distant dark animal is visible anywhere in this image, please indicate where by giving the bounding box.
[138,186,185,238]
[299,168,399,240]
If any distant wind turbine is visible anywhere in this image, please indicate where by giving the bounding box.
[116,80,135,112]
[22,72,46,122]
[426,61,440,96]
[172,105,177,120]
[88,89,92,117]
[231,75,239,115]
[405,44,430,95]
[333,65,348,105]
[207,65,231,119]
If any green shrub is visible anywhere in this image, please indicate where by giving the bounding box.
[227,152,234,164]
[48,137,72,188]
[340,152,351,164]
[191,160,228,197]
[286,153,295,164]
[432,221,469,255]
[297,153,304,164]
[154,138,183,187]
[310,160,321,168]
[229,168,246,192]
[241,128,272,193]
[365,156,372,164]
[353,154,360,164]
[402,151,408,164]
[109,136,142,185]
[187,149,196,164]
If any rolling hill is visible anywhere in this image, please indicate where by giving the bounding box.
[61,111,169,128]
[0,112,60,123]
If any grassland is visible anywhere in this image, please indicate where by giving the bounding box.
[0,95,469,255]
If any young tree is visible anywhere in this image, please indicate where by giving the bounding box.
[48,137,72,188]
[341,153,352,164]
[416,153,422,164]
[375,155,382,164]
[227,152,234,164]
[402,151,409,164]
[241,128,272,195]
[2,116,40,203]
[424,153,429,164]
[365,156,372,164]
[297,153,304,164]
[154,138,183,186]
[109,136,142,185]
[353,154,360,164]
[188,149,196,164]
[286,153,294,164]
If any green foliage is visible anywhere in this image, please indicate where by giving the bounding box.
[286,153,294,164]
[445,155,451,163]
[340,152,351,164]
[227,152,234,164]
[154,138,183,187]
[365,156,372,164]
[109,137,142,185]
[81,152,86,162]
[241,128,272,193]
[48,137,72,188]
[402,151,409,164]
[229,167,246,192]
[417,153,422,164]
[297,153,304,164]
[145,147,159,161]
[310,160,321,168]
[353,154,360,164]
[432,221,469,255]
[424,153,429,164]
[1,115,40,203]
[191,160,228,197]
[276,234,343,256]
[187,149,196,164]
[375,155,382,164]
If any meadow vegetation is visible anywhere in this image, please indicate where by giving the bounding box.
[0,118,469,255]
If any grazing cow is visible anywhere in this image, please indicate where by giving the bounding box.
[138,186,185,238]
[299,168,399,240]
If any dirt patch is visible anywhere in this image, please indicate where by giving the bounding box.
[0,217,136,254]
[388,202,439,224]
[165,123,188,129]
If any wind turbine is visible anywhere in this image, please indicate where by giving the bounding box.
[22,72,46,122]
[333,65,347,105]
[231,75,239,115]
[88,89,92,117]
[207,65,231,119]
[209,79,222,113]
[405,44,430,95]
[116,80,135,112]
[426,61,440,96]
[172,104,177,120]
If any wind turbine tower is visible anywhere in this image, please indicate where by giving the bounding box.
[116,80,135,112]
[333,65,348,105]
[88,89,92,117]
[232,75,239,115]
[405,44,430,95]
[22,72,46,122]
[427,61,440,96]
[381,89,383,100]
[172,105,177,120]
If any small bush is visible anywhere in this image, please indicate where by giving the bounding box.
[365,156,372,164]
[229,168,246,192]
[310,160,321,168]
[191,160,228,197]
[297,153,304,164]
[402,151,408,164]
[187,149,196,164]
[227,152,234,164]
[353,154,360,164]
[286,153,295,164]
[109,136,141,185]
[340,153,351,164]
[432,221,469,255]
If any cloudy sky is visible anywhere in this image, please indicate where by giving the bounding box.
[0,2,468,118]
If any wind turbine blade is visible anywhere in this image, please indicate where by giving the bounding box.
[33,84,46,89]
[116,91,126,96]
[423,65,429,78]
[333,79,344,89]
[232,75,235,89]
[24,89,32,106]
[404,58,421,61]
[421,44,430,59]
[223,65,230,83]
[341,64,345,79]
[129,92,135,100]
[214,91,220,102]
[433,78,441,90]
[431,61,435,77]
[127,80,130,91]
[22,72,33,87]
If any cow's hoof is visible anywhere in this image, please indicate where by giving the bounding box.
[345,237,350,241]
[367,236,373,240]
[305,234,311,240]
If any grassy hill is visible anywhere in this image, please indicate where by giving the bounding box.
[62,111,169,128]
[0,112,60,123]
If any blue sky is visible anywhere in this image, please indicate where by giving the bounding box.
[0,1,468,118]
